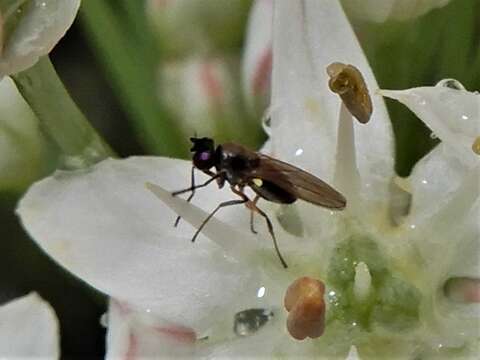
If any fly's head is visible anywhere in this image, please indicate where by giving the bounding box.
[190,137,217,171]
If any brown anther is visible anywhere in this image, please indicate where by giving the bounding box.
[326,62,372,124]
[284,277,326,340]
[472,136,480,155]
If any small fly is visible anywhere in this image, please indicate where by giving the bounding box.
[172,137,347,268]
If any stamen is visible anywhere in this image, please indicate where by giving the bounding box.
[333,103,361,206]
[284,277,326,340]
[326,62,372,124]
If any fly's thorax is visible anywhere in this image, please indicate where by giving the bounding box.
[217,143,260,185]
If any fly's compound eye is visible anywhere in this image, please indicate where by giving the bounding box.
[193,150,215,170]
[199,151,211,161]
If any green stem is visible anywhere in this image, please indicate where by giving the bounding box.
[11,56,114,168]
[80,0,187,157]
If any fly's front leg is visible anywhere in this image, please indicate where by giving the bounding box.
[172,169,221,227]
[174,166,196,227]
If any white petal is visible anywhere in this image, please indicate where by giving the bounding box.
[0,292,59,358]
[380,86,480,165]
[270,0,394,207]
[242,0,273,112]
[407,143,477,225]
[17,157,260,329]
[106,299,196,359]
[0,76,47,190]
[341,0,451,23]
[0,0,80,76]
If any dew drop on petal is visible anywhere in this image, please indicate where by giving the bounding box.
[435,78,466,91]
[257,286,266,298]
[430,132,438,139]
[295,148,304,156]
[233,308,274,336]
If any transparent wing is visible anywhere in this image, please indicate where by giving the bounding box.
[250,154,346,209]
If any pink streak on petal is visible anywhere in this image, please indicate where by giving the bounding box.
[253,47,272,96]
[462,279,480,303]
[200,61,224,106]
[125,332,138,360]
[154,325,197,344]
[112,299,132,316]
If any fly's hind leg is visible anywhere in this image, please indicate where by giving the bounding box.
[191,185,248,243]
[231,188,288,269]
[246,195,260,234]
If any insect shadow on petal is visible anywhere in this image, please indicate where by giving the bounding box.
[172,137,347,269]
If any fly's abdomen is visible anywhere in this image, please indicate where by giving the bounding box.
[250,179,297,204]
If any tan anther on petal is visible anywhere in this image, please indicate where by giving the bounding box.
[284,277,326,340]
[472,136,480,155]
[327,62,372,124]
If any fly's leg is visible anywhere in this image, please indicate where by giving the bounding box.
[246,195,260,234]
[191,185,248,242]
[248,201,288,269]
[172,170,220,227]
[230,187,288,268]
[174,166,195,227]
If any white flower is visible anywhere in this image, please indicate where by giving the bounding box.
[0,0,80,77]
[159,56,240,138]
[16,0,479,358]
[0,76,47,190]
[341,0,452,22]
[0,292,59,358]
[242,0,273,115]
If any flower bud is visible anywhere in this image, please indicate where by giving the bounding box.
[147,0,251,57]
[242,0,272,116]
[158,56,240,138]
[0,0,80,77]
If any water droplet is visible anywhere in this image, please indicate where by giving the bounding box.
[409,224,416,230]
[257,286,266,298]
[436,78,465,90]
[275,204,304,237]
[461,115,469,120]
[233,308,273,336]
[295,148,303,156]
[145,308,152,313]
[99,313,108,327]
[421,179,428,185]
[430,132,438,139]
[40,1,47,8]
[352,321,357,327]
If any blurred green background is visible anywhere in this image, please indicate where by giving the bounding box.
[0,0,478,357]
